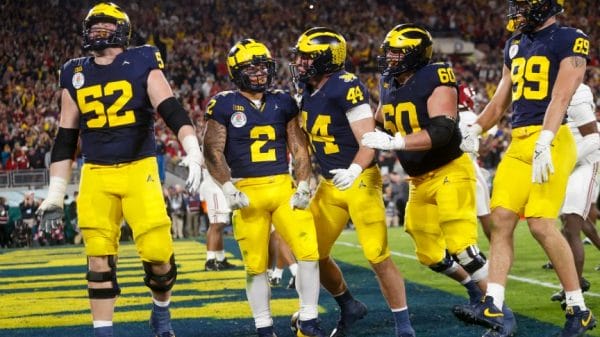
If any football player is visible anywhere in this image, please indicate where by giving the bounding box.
[361,24,506,336]
[291,27,415,337]
[550,83,599,306]
[203,39,324,337]
[199,167,237,271]
[454,0,595,336]
[458,84,494,240]
[36,3,203,337]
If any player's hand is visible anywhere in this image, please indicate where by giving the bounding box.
[179,155,203,194]
[532,130,555,184]
[361,130,405,150]
[459,124,482,153]
[222,181,249,210]
[290,180,311,209]
[329,163,363,191]
[36,201,64,233]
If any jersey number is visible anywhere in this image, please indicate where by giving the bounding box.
[77,80,136,128]
[510,56,550,101]
[381,102,420,136]
[301,111,339,154]
[250,125,276,162]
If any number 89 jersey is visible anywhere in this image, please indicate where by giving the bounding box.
[59,45,164,164]
[504,23,590,128]
[205,90,298,178]
[379,62,462,177]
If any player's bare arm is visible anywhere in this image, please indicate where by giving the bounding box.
[286,115,312,182]
[542,55,587,133]
[476,65,513,132]
[349,115,376,169]
[203,119,231,185]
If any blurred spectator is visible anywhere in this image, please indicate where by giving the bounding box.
[0,197,10,248]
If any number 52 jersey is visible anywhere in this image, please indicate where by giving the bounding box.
[59,45,165,164]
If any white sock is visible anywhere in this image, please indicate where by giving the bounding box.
[93,320,113,328]
[297,260,319,320]
[246,273,273,328]
[289,263,298,277]
[272,268,283,279]
[486,283,505,309]
[153,298,170,307]
[216,250,226,261]
[565,290,587,310]
[206,251,216,260]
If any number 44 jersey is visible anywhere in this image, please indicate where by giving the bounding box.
[59,45,165,164]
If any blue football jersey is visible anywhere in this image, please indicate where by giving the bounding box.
[205,89,298,178]
[60,45,165,164]
[504,23,590,127]
[299,70,370,178]
[379,63,462,176]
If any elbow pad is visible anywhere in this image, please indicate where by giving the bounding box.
[157,96,193,134]
[50,127,79,163]
[426,115,457,149]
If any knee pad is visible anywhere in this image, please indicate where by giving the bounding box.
[429,251,459,275]
[86,255,121,299]
[452,245,488,282]
[143,254,177,293]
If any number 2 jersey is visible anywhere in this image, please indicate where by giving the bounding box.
[379,63,462,176]
[59,45,164,164]
[299,70,370,179]
[504,23,590,127]
[205,90,298,178]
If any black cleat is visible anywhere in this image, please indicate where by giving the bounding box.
[330,299,368,337]
[452,296,504,331]
[216,257,236,269]
[204,259,219,271]
[558,306,596,337]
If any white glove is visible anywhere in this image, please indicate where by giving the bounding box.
[459,123,483,153]
[329,163,363,191]
[180,135,203,194]
[37,176,67,232]
[532,130,555,184]
[222,181,249,210]
[361,130,405,150]
[290,180,311,209]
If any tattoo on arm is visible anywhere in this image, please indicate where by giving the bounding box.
[203,119,231,184]
[287,116,311,182]
[570,56,587,68]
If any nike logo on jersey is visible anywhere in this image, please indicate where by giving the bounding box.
[122,60,130,65]
[147,175,154,182]
[483,308,504,318]
[443,176,450,184]
[358,180,367,188]
[274,104,279,110]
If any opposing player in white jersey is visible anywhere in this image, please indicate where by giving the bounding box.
[199,167,236,271]
[550,83,600,306]
[458,84,493,240]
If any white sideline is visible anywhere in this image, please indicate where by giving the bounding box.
[336,241,600,298]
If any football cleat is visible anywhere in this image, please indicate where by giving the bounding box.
[287,276,296,289]
[329,299,368,337]
[452,296,504,331]
[269,276,282,287]
[542,262,554,270]
[257,326,278,337]
[205,259,219,271]
[217,258,237,270]
[291,312,325,337]
[482,305,517,337]
[558,306,596,337]
[150,306,175,337]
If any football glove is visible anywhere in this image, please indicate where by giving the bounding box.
[532,130,555,184]
[329,163,363,191]
[459,123,482,154]
[361,130,405,150]
[180,135,203,194]
[290,180,311,210]
[222,181,249,210]
[36,176,67,233]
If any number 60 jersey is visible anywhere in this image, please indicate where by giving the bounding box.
[59,45,164,164]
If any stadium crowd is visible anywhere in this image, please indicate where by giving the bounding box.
[0,0,599,248]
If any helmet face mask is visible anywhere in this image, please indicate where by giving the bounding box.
[82,2,131,51]
[290,27,346,83]
[506,0,564,33]
[379,24,433,77]
[227,39,276,93]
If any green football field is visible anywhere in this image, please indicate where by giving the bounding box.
[1,224,600,337]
